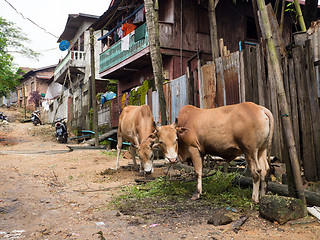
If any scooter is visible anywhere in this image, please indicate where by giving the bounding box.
[55,118,68,143]
[31,110,42,126]
[0,112,8,121]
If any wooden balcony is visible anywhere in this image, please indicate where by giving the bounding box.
[54,50,86,83]
[99,23,149,74]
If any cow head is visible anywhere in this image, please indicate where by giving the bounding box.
[137,134,156,174]
[153,119,188,163]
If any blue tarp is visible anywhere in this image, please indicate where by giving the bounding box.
[101,92,117,106]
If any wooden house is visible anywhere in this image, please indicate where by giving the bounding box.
[91,0,298,126]
[16,65,56,111]
[50,13,102,129]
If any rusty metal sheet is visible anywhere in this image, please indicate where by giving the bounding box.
[223,51,240,105]
[201,62,216,108]
[214,51,240,107]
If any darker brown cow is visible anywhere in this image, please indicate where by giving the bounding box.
[154,102,274,203]
[116,105,156,174]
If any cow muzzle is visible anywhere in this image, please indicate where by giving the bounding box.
[144,169,153,175]
[166,157,179,163]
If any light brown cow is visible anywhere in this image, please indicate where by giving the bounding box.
[154,102,274,203]
[116,105,156,174]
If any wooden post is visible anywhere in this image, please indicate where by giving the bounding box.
[256,0,307,214]
[23,85,26,119]
[144,0,167,125]
[89,28,99,148]
[305,40,320,180]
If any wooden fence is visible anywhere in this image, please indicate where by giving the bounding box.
[102,28,320,181]
[238,41,320,182]
[188,39,320,181]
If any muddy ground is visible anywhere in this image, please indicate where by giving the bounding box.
[0,107,319,240]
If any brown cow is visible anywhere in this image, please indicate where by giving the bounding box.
[154,102,274,203]
[116,105,156,174]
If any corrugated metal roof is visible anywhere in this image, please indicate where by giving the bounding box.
[58,13,99,43]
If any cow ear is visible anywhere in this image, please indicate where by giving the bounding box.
[153,121,159,131]
[176,127,189,135]
[152,143,161,149]
[173,118,178,127]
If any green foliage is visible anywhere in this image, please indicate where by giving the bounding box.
[101,150,117,157]
[0,17,39,98]
[285,2,299,31]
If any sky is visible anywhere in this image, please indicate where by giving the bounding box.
[0,0,111,69]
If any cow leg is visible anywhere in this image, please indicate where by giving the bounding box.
[245,151,261,203]
[129,145,139,171]
[189,147,203,200]
[116,135,123,170]
[258,148,269,197]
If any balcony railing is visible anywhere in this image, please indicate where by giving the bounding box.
[99,23,149,73]
[54,50,85,76]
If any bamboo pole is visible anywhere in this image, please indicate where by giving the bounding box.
[293,0,306,31]
[279,0,285,35]
[89,28,99,148]
[144,0,167,125]
[255,0,307,214]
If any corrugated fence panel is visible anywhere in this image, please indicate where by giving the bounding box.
[152,90,160,124]
[151,75,188,124]
[214,51,241,106]
[170,75,188,123]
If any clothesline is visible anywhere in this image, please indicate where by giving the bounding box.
[98,4,144,41]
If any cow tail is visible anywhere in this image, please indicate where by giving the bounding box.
[264,108,274,168]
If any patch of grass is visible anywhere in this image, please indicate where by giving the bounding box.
[101,150,117,157]
[111,171,254,217]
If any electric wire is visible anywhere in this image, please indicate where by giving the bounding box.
[3,0,59,39]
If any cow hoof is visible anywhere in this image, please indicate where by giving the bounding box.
[191,193,200,200]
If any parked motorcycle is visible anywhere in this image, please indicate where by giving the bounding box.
[0,112,7,121]
[31,110,42,126]
[55,118,68,143]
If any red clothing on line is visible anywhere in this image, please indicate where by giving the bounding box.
[122,23,137,36]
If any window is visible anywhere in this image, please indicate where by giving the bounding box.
[80,33,84,51]
[159,0,174,23]
[31,82,35,92]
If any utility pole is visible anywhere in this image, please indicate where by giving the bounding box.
[89,27,99,147]
[255,0,307,215]
[144,0,167,125]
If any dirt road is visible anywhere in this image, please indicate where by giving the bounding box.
[0,107,319,239]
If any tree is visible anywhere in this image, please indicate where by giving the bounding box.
[0,17,39,97]
[28,90,41,108]
[144,0,167,125]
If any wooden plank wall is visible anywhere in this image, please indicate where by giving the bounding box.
[242,42,320,181]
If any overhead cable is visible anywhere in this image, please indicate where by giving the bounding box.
[3,0,59,39]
